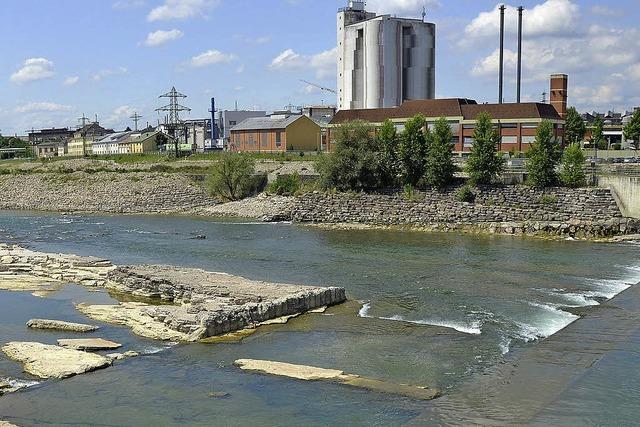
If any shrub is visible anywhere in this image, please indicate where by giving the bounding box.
[206,155,264,201]
[559,143,586,188]
[466,112,505,184]
[456,185,476,203]
[526,120,561,188]
[398,115,429,187]
[539,194,558,205]
[402,185,422,201]
[149,164,173,173]
[268,173,302,196]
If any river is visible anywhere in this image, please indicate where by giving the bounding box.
[0,212,638,426]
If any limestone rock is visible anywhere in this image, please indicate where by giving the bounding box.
[234,359,440,400]
[57,338,122,351]
[0,421,19,427]
[1,342,112,379]
[27,319,99,333]
[106,351,139,361]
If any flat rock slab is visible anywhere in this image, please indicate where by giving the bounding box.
[2,342,112,379]
[0,421,19,427]
[234,359,440,401]
[57,338,122,351]
[27,319,99,333]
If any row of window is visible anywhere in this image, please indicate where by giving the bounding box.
[234,131,283,148]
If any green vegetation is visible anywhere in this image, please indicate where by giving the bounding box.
[402,185,422,201]
[205,154,266,201]
[465,112,505,185]
[398,115,429,187]
[316,120,387,191]
[526,120,562,188]
[423,117,456,188]
[623,109,640,153]
[564,107,586,146]
[0,135,32,158]
[267,173,302,196]
[456,185,476,203]
[591,116,606,150]
[377,119,400,187]
[539,194,558,205]
[560,143,587,188]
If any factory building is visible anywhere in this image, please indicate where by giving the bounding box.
[230,114,322,153]
[337,0,436,110]
[218,110,267,149]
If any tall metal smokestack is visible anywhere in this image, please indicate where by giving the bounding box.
[210,98,217,142]
[517,6,524,103]
[499,5,506,104]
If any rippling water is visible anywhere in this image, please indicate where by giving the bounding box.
[0,211,638,426]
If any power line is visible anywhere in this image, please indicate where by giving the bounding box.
[130,112,143,131]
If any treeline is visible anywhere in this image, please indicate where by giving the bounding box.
[317,112,587,191]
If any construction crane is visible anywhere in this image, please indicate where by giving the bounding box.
[300,80,337,95]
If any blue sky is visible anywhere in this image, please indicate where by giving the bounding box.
[1,0,639,135]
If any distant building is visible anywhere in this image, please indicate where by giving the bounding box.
[67,123,114,157]
[218,110,267,149]
[182,119,212,153]
[121,131,164,154]
[27,127,74,158]
[337,0,436,110]
[330,99,564,153]
[35,141,60,158]
[302,105,336,124]
[92,132,133,156]
[230,114,322,152]
[581,108,639,149]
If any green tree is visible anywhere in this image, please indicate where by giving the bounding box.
[465,112,505,184]
[559,143,586,187]
[424,117,456,188]
[623,109,640,154]
[564,107,586,146]
[377,119,399,187]
[316,120,385,191]
[206,154,263,201]
[526,120,562,188]
[398,114,429,187]
[591,115,606,150]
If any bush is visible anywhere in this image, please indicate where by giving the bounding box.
[559,143,586,188]
[268,173,302,196]
[611,143,621,151]
[456,185,476,203]
[206,154,264,201]
[539,194,558,205]
[402,185,422,201]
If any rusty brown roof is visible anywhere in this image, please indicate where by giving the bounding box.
[331,99,562,124]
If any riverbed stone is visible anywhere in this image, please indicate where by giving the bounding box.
[1,342,112,379]
[234,359,440,400]
[27,319,99,333]
[57,338,122,351]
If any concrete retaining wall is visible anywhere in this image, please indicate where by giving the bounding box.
[598,175,640,219]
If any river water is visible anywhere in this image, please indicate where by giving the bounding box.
[0,212,639,426]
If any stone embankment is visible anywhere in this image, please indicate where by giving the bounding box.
[0,244,346,341]
[0,172,214,214]
[291,186,639,239]
[196,193,295,221]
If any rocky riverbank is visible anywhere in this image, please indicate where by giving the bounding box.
[0,244,346,341]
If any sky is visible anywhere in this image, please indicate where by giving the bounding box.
[1,0,639,135]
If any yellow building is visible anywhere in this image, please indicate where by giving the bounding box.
[230,115,322,152]
[120,131,164,154]
[67,123,113,157]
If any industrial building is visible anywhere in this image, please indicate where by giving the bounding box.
[218,109,267,149]
[329,75,566,153]
[337,0,436,110]
[230,114,322,153]
[67,122,114,157]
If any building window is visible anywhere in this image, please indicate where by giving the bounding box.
[275,131,282,147]
[464,137,474,148]
[521,123,538,129]
[522,136,536,144]
[501,123,518,129]
[229,121,237,126]
[261,131,269,148]
[394,124,405,132]
[463,124,475,130]
[449,122,460,133]
[501,136,517,145]
[451,137,460,146]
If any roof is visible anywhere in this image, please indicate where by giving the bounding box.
[93,131,133,145]
[330,99,563,124]
[230,115,316,131]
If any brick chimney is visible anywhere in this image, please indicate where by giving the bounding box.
[550,74,568,119]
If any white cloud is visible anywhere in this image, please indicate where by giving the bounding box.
[104,105,138,127]
[366,0,440,18]
[591,5,620,17]
[573,84,623,107]
[14,102,72,114]
[147,0,218,22]
[10,58,55,84]
[269,47,337,79]
[92,67,128,81]
[628,64,640,81]
[63,76,80,86]
[464,0,579,41]
[190,50,236,67]
[143,29,184,47]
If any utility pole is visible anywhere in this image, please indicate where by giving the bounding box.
[78,114,90,128]
[156,87,191,157]
[130,112,142,131]
[516,6,524,103]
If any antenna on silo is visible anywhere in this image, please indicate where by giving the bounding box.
[421,1,426,21]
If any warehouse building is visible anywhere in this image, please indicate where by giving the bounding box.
[230,114,322,153]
